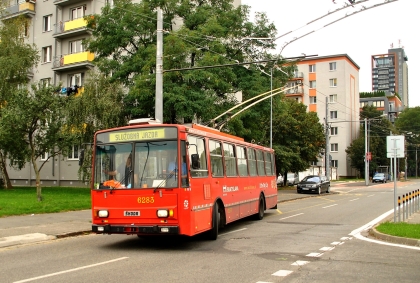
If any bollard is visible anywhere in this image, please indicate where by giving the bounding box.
[398,196,401,222]
[402,194,405,222]
[410,192,413,216]
[406,193,409,220]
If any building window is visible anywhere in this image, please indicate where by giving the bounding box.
[309,64,316,73]
[331,143,338,152]
[331,160,338,167]
[330,127,338,135]
[329,78,337,87]
[329,94,337,103]
[309,80,316,88]
[310,96,317,104]
[69,39,84,54]
[68,145,79,160]
[69,73,84,86]
[71,6,86,20]
[40,152,49,161]
[330,111,337,119]
[329,62,336,71]
[40,78,51,87]
[43,15,52,32]
[42,46,52,63]
[106,0,114,7]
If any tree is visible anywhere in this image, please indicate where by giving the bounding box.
[1,84,77,200]
[271,99,325,177]
[394,106,420,177]
[84,0,292,125]
[346,105,394,177]
[0,16,39,188]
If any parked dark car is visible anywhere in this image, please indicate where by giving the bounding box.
[372,173,387,183]
[297,175,330,194]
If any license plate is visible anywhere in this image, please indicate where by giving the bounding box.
[302,188,308,190]
[124,211,140,216]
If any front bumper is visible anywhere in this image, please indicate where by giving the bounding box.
[92,224,179,235]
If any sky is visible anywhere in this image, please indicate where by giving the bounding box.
[241,0,418,106]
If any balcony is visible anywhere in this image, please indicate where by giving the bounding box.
[284,86,303,94]
[54,0,85,6]
[291,72,303,80]
[59,86,84,97]
[2,1,35,20]
[53,17,90,39]
[52,51,94,72]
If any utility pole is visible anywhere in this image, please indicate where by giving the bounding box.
[325,97,330,180]
[365,118,369,186]
[155,7,163,122]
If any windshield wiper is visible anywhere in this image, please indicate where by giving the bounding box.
[153,169,176,193]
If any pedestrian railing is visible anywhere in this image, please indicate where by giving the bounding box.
[397,189,419,222]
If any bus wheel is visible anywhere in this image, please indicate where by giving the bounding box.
[206,202,219,240]
[254,195,265,220]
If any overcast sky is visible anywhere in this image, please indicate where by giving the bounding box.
[241,0,418,106]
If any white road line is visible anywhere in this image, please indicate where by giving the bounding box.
[340,237,351,241]
[272,270,293,277]
[322,204,338,209]
[319,247,335,251]
[219,228,247,236]
[349,198,359,202]
[330,241,342,245]
[13,257,129,283]
[279,213,304,220]
[350,209,420,251]
[367,194,374,197]
[291,260,309,266]
[306,252,323,257]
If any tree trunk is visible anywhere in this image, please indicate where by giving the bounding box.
[0,151,13,189]
[31,155,42,201]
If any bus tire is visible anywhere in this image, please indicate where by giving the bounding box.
[254,195,265,220]
[206,202,219,240]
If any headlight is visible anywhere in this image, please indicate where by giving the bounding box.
[157,209,169,217]
[97,210,109,218]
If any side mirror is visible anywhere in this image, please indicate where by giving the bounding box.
[191,154,200,169]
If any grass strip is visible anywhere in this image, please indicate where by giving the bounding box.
[376,222,420,240]
[0,186,91,217]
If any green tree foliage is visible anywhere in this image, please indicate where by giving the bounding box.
[1,84,77,200]
[64,71,127,182]
[0,16,39,188]
[271,99,325,176]
[84,0,293,125]
[394,106,420,177]
[346,105,394,177]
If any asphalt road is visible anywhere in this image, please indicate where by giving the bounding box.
[1,181,419,283]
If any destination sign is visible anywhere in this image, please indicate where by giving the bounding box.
[110,129,165,142]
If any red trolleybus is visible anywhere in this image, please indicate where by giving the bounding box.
[91,118,277,240]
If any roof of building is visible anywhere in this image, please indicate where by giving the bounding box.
[298,54,360,70]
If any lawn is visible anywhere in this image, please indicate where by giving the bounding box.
[375,222,420,240]
[0,186,91,217]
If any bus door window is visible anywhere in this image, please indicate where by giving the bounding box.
[180,140,189,187]
[187,135,208,178]
[237,146,248,177]
[247,148,258,176]
[224,143,237,177]
[209,140,224,177]
[256,150,266,176]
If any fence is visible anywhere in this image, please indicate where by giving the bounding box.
[397,190,420,222]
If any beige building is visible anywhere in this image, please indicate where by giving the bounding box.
[286,54,360,178]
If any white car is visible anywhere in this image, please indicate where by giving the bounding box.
[287,173,299,186]
[276,174,284,185]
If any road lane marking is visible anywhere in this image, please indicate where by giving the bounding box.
[272,270,293,277]
[317,196,335,202]
[350,209,420,251]
[320,246,335,251]
[349,198,359,202]
[219,228,247,236]
[306,252,323,257]
[291,260,309,266]
[322,204,338,209]
[277,209,283,214]
[330,241,342,245]
[279,213,304,220]
[367,194,374,197]
[13,257,129,283]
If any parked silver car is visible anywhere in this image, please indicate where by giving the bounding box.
[287,173,299,186]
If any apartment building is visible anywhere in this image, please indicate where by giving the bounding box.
[2,0,242,186]
[371,47,409,107]
[359,92,404,124]
[285,54,360,178]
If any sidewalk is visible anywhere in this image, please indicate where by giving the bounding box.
[0,188,419,248]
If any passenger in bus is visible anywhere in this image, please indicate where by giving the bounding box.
[104,154,137,188]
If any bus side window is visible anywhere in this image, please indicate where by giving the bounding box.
[187,135,208,178]
[209,140,224,177]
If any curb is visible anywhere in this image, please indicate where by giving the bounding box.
[369,226,420,247]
